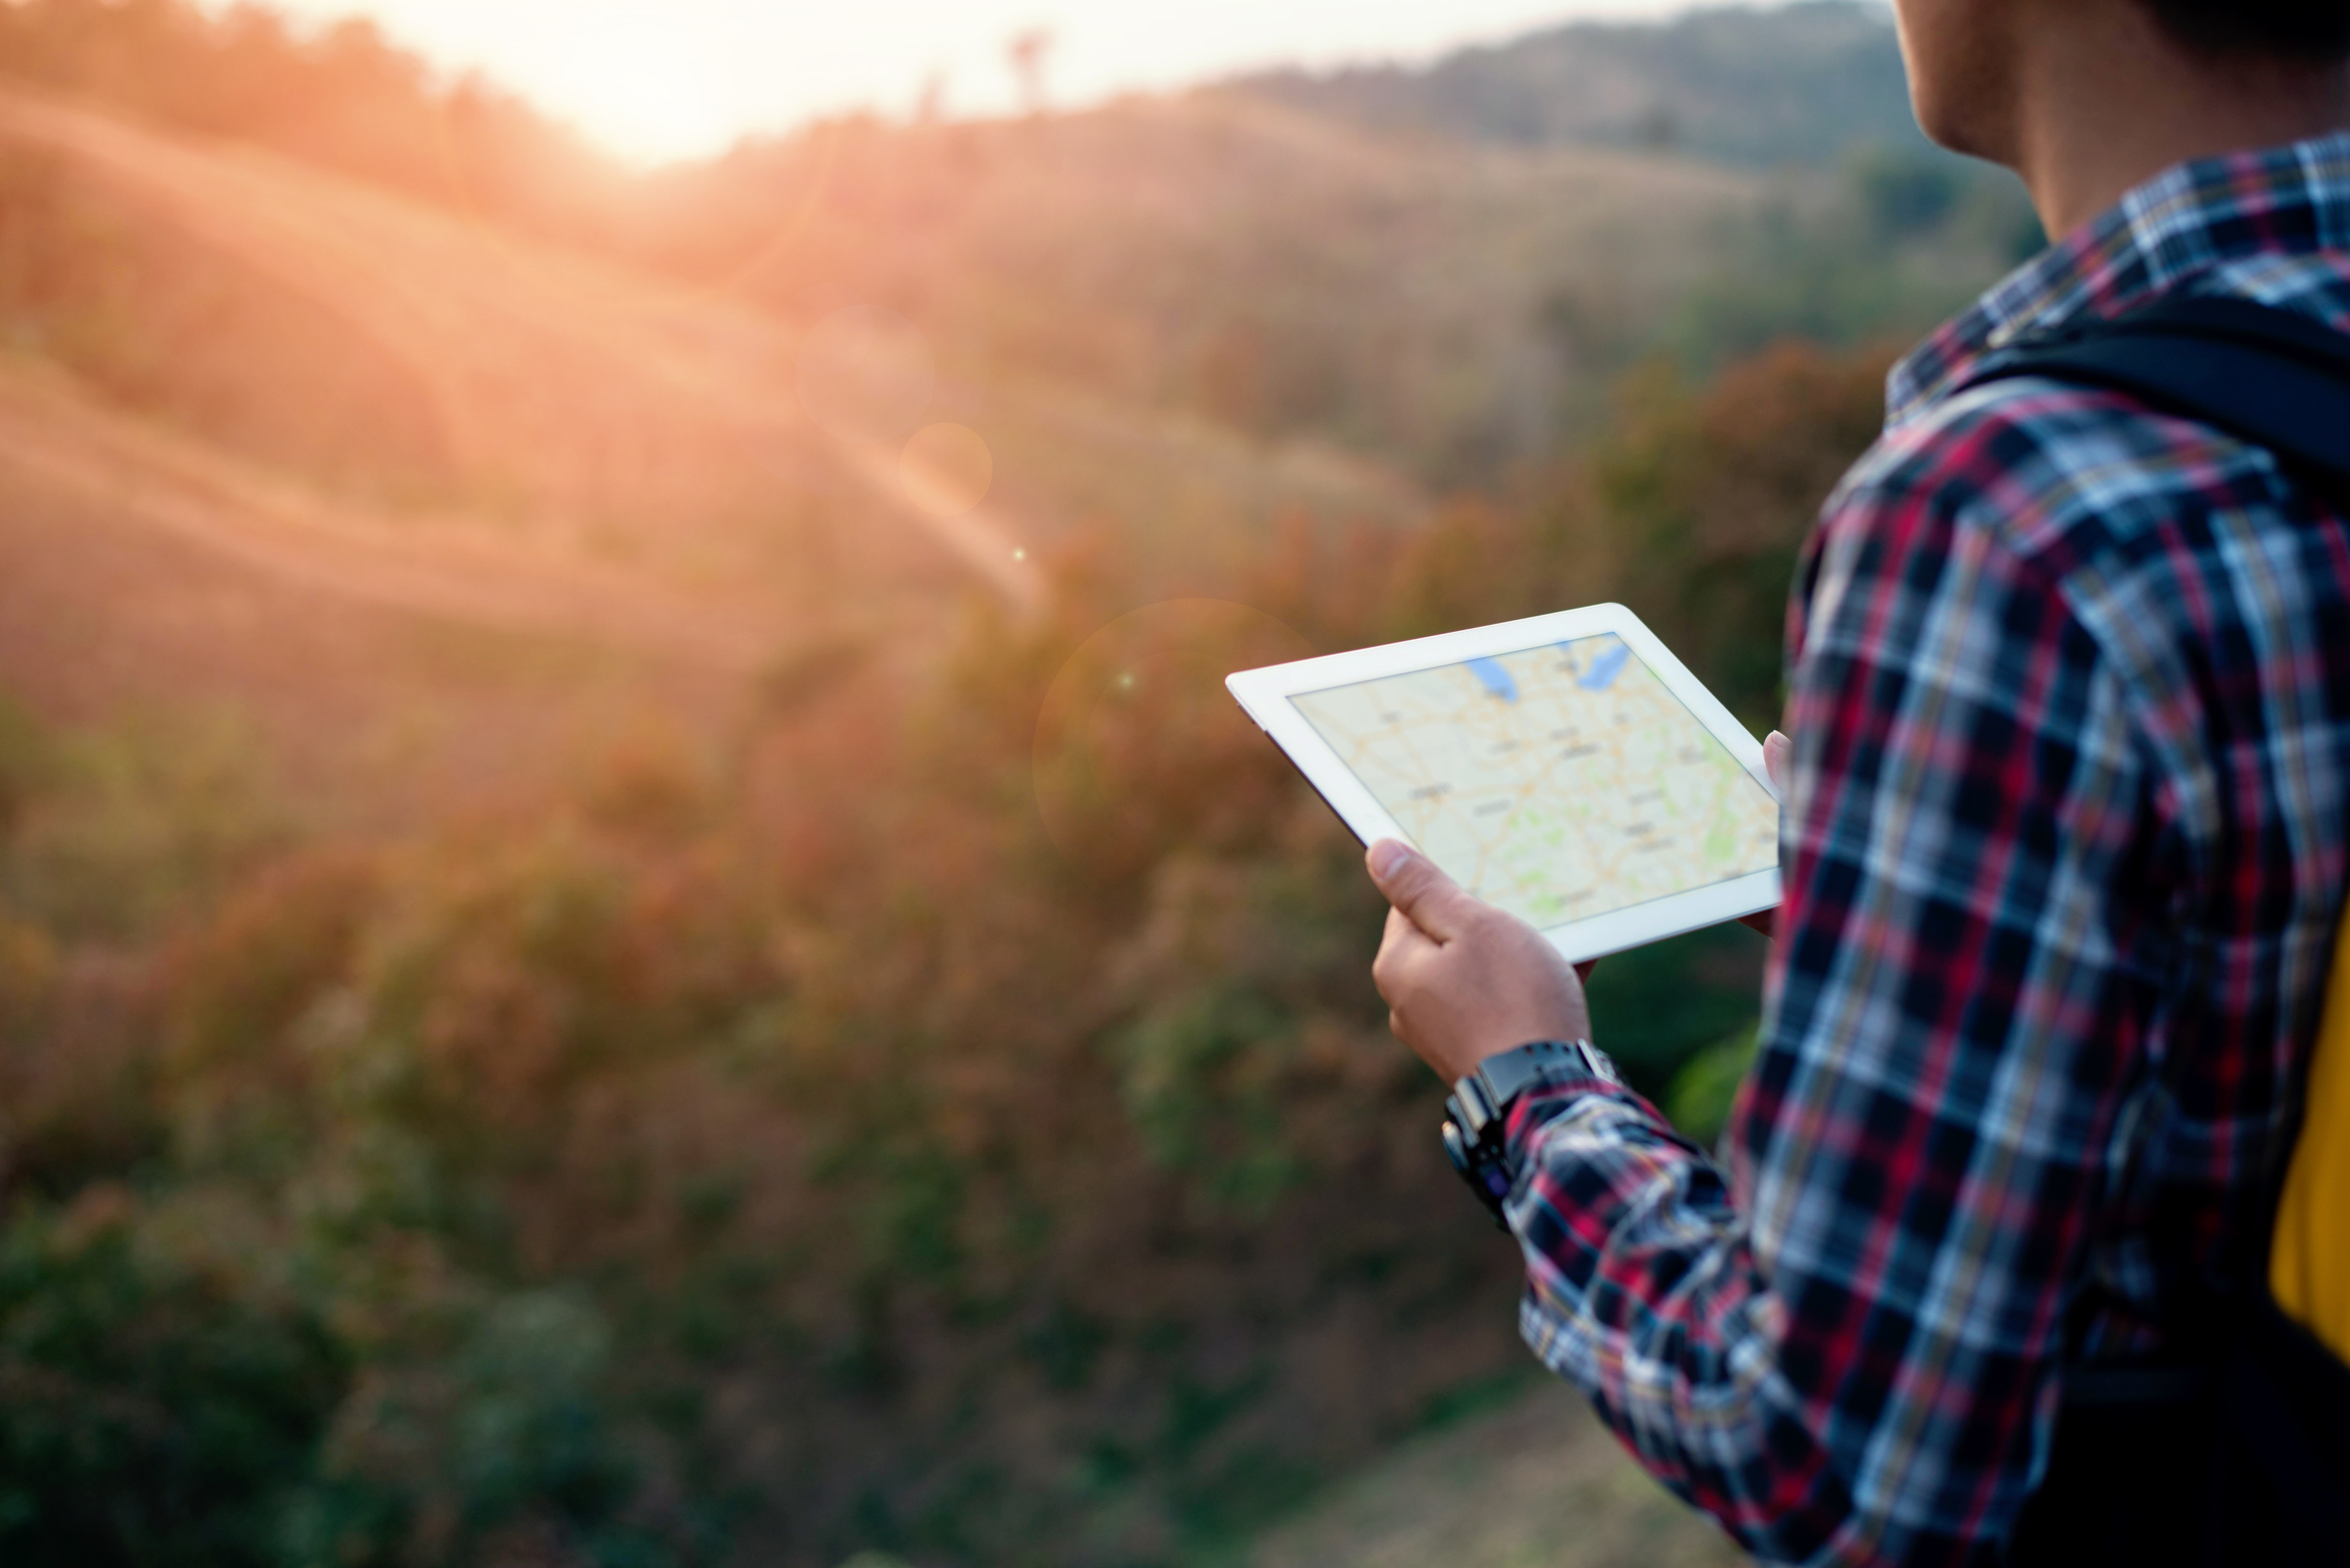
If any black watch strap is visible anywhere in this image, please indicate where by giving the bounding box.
[1440,1039,1620,1226]
[1450,1039,1619,1141]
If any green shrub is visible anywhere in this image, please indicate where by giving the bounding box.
[0,1191,345,1567]
[3,707,288,941]
[287,1291,676,1568]
[1666,1025,1762,1147]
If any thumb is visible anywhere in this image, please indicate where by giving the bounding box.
[1764,730,1792,797]
[1367,840,1478,942]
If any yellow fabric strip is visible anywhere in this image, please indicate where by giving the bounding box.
[2271,911,2350,1363]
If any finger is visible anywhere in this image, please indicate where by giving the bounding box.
[1365,840,1480,943]
[1763,730,1792,795]
[1372,906,1438,1003]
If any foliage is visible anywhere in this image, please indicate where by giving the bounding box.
[0,331,1896,1563]
[1662,155,2043,370]
[1599,343,1896,726]
[1,706,288,941]
[622,102,1750,487]
[0,692,50,838]
[0,1185,703,1568]
[1665,1026,1763,1150]
[0,1189,341,1567]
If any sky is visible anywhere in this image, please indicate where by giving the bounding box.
[257,0,1689,163]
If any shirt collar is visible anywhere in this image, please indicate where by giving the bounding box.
[1887,130,2350,427]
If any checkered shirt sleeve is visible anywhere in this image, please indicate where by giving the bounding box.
[1501,395,2179,1567]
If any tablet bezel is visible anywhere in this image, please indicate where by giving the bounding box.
[1225,602,1780,963]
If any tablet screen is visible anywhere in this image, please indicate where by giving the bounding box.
[1288,632,1779,929]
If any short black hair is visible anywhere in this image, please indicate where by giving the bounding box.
[2146,0,2350,61]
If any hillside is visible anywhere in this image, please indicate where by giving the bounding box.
[0,0,2010,510]
[625,97,1759,486]
[1249,1383,1744,1568]
[0,9,2028,1568]
[0,71,1786,817]
[0,87,940,818]
[1233,1,1920,168]
[5,83,1596,808]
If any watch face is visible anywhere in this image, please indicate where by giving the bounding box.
[1440,1111,1513,1227]
[1441,1118,1473,1177]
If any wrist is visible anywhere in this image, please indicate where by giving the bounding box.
[1433,1025,1588,1085]
[1451,1038,1618,1133]
[1440,1038,1620,1225]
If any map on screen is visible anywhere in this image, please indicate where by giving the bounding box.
[1288,632,1779,929]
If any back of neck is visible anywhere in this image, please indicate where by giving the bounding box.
[2012,12,2350,236]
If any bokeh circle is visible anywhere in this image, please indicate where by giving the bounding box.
[1033,600,1317,873]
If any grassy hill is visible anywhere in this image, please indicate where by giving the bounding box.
[0,70,1771,601]
[1,0,2028,519]
[626,97,1758,489]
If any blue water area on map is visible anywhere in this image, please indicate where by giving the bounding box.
[1466,656,1519,702]
[1575,639,1633,692]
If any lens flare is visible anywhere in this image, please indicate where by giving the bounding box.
[794,304,936,445]
[1033,599,1316,867]
[899,422,993,517]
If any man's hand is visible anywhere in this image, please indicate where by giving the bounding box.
[1366,841,1592,1083]
[1366,728,1790,1080]
[1738,729,1793,939]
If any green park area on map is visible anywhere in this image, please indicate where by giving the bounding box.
[1290,633,1781,928]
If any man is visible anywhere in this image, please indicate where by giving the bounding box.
[1363,2,2350,1563]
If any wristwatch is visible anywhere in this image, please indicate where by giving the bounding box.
[1441,1038,1621,1227]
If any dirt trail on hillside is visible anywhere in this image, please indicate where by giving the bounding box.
[0,86,1045,616]
[0,361,776,671]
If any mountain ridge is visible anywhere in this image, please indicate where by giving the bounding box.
[1228,1,1922,168]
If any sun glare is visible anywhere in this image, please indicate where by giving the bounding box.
[535,27,735,164]
[259,0,1686,162]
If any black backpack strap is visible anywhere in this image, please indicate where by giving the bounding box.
[1987,293,2350,1564]
[1965,294,2350,504]
[1976,288,2350,1312]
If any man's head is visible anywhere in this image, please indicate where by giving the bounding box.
[1893,0,2350,230]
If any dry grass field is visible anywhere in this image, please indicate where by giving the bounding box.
[1251,1384,1748,1568]
[0,75,1762,823]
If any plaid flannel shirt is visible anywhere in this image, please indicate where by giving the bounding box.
[1499,133,2350,1566]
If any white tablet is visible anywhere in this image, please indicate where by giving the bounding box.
[1226,604,1780,963]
